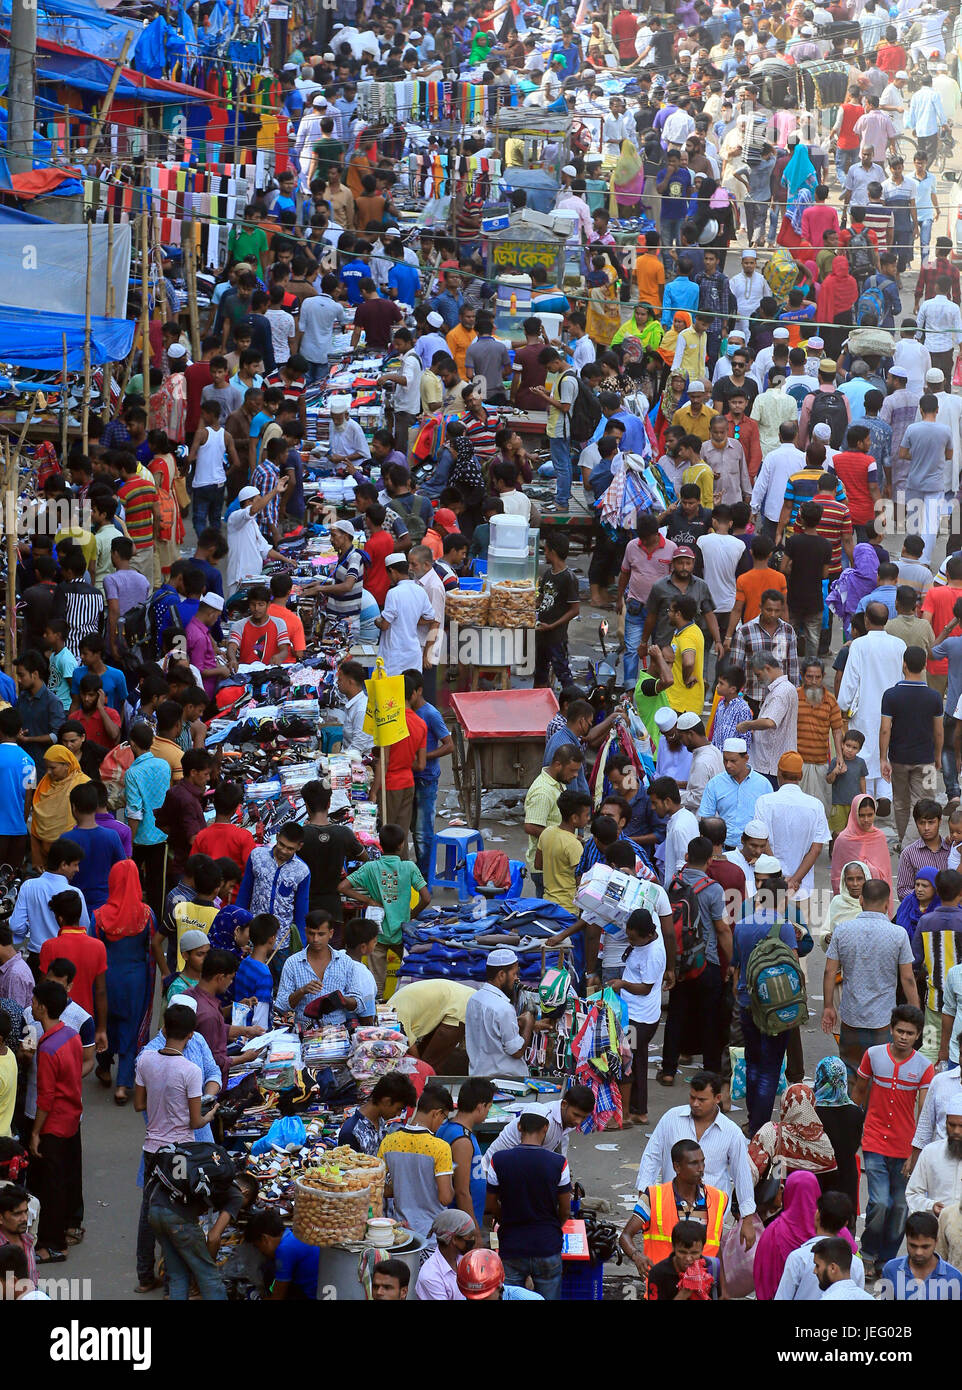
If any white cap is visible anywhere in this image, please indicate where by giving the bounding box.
[654,707,678,731]
[328,394,352,413]
[313,94,328,107]
[676,711,702,730]
[741,248,756,259]
[812,422,833,442]
[773,327,790,340]
[688,379,706,393]
[385,552,408,568]
[409,29,422,38]
[754,854,782,875]
[237,486,259,504]
[488,947,518,966]
[889,364,908,378]
[332,519,355,536]
[800,22,814,33]
[170,992,198,1012]
[743,818,768,838]
[323,51,335,60]
[561,164,578,175]
[427,311,445,328]
[926,368,945,383]
[383,226,401,237]
[896,69,909,79]
[722,736,748,752]
[283,62,298,72]
[728,329,746,341]
[200,591,225,612]
[167,342,187,358]
[807,335,824,348]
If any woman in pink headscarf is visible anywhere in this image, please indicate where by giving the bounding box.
[752,1170,858,1299]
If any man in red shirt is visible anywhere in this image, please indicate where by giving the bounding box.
[39,890,107,1043]
[184,336,218,438]
[876,32,908,76]
[832,87,864,179]
[72,674,121,748]
[191,780,255,869]
[227,585,292,669]
[830,424,881,540]
[812,472,855,578]
[380,675,427,859]
[30,978,85,1260]
[726,390,762,479]
[611,4,638,62]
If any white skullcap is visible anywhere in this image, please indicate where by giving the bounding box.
[754,854,782,875]
[313,95,328,107]
[773,327,790,339]
[200,592,225,612]
[676,711,702,730]
[889,365,908,378]
[332,519,356,536]
[409,30,422,38]
[385,552,408,568]
[561,164,578,175]
[654,708,678,731]
[488,947,518,966]
[728,329,746,340]
[170,992,198,1012]
[688,380,707,392]
[812,421,833,440]
[722,736,748,752]
[427,311,445,328]
[283,62,298,71]
[741,248,756,259]
[383,226,401,237]
[926,368,945,383]
[800,22,814,33]
[167,342,187,358]
[743,818,768,837]
[896,69,909,78]
[328,394,352,413]
[807,336,824,348]
[237,486,259,504]
[323,51,335,60]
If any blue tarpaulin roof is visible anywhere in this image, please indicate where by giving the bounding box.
[0,305,134,368]
[0,50,208,107]
[0,0,141,61]
[0,203,49,224]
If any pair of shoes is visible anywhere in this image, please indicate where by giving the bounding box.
[655,1071,675,1087]
[134,1277,162,1294]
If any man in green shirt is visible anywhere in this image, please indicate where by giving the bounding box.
[523,745,584,894]
[312,118,346,183]
[227,205,270,280]
[340,822,431,998]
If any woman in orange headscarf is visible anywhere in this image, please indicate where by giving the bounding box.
[93,859,160,1105]
[816,255,860,358]
[29,744,88,867]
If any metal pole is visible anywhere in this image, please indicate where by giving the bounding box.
[8,0,37,176]
[3,442,15,678]
[140,208,151,399]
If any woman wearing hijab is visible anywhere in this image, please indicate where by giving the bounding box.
[781,140,818,238]
[895,866,940,937]
[208,903,254,1006]
[813,1056,865,1215]
[826,861,871,937]
[816,254,860,356]
[610,138,646,219]
[747,1083,838,1187]
[829,794,894,908]
[691,177,737,269]
[752,1170,821,1300]
[826,542,880,639]
[449,430,485,534]
[651,367,689,450]
[93,859,159,1105]
[29,745,89,868]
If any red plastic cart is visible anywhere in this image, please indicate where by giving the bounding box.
[450,688,559,828]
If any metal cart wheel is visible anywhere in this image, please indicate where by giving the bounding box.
[893,133,917,165]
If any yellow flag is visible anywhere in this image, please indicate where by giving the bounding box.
[362,658,408,748]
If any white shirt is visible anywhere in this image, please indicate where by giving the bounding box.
[393,350,423,415]
[682,742,726,814]
[917,295,962,354]
[330,420,371,462]
[662,110,696,147]
[725,848,757,898]
[753,784,830,898]
[697,532,745,611]
[880,84,908,133]
[821,1278,874,1301]
[540,69,563,106]
[775,1237,866,1300]
[751,443,807,522]
[729,270,767,335]
[226,506,271,593]
[568,334,596,372]
[664,806,700,883]
[912,1064,962,1148]
[419,565,446,666]
[465,981,528,1079]
[603,111,634,154]
[907,86,948,138]
[893,338,932,397]
[620,937,667,1023]
[483,1099,570,1171]
[265,308,296,364]
[636,1104,757,1212]
[341,688,374,756]
[906,1138,962,1213]
[379,578,435,676]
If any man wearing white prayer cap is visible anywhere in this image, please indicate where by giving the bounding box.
[722,816,770,896]
[677,711,724,813]
[699,736,771,848]
[415,311,452,370]
[226,483,288,595]
[464,947,534,1079]
[375,549,438,679]
[904,1093,962,1223]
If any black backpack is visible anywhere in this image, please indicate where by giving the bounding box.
[846,228,875,282]
[807,389,849,448]
[392,490,428,544]
[563,371,603,442]
[149,1142,238,1209]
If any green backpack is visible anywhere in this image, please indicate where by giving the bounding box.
[745,918,808,1036]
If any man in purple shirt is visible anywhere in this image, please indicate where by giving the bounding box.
[185,593,231,700]
[0,922,34,1008]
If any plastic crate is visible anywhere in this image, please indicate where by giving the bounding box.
[561,1260,605,1301]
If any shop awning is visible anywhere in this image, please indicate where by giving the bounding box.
[0,304,135,369]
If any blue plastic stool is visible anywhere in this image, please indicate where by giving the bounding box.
[428,828,485,899]
[465,852,526,899]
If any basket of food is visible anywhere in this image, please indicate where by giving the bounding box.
[292,1164,372,1246]
[487,580,536,628]
[324,1147,386,1217]
[445,589,490,625]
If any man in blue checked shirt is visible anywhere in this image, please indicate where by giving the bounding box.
[236,822,310,985]
[276,912,375,1027]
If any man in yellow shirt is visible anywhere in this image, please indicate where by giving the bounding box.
[536,790,592,913]
[390,979,475,1068]
[671,311,710,380]
[666,594,705,715]
[445,304,477,381]
[679,438,715,509]
[670,381,717,443]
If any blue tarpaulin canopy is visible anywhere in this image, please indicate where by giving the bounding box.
[0,0,141,61]
[0,51,209,108]
[0,305,134,369]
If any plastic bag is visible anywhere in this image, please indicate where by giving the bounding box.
[729,1046,787,1101]
[720,1215,764,1299]
[250,1115,307,1156]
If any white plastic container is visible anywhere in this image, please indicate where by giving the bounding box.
[489,513,530,554]
[486,545,531,586]
[367,1217,394,1248]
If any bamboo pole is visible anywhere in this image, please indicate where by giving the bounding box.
[3,440,14,679]
[86,33,135,161]
[140,207,151,402]
[102,208,114,425]
[60,333,68,463]
[81,217,93,454]
[183,222,201,360]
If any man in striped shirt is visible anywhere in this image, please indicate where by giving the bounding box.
[117,455,158,585]
[52,546,104,659]
[461,388,499,456]
[896,798,951,899]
